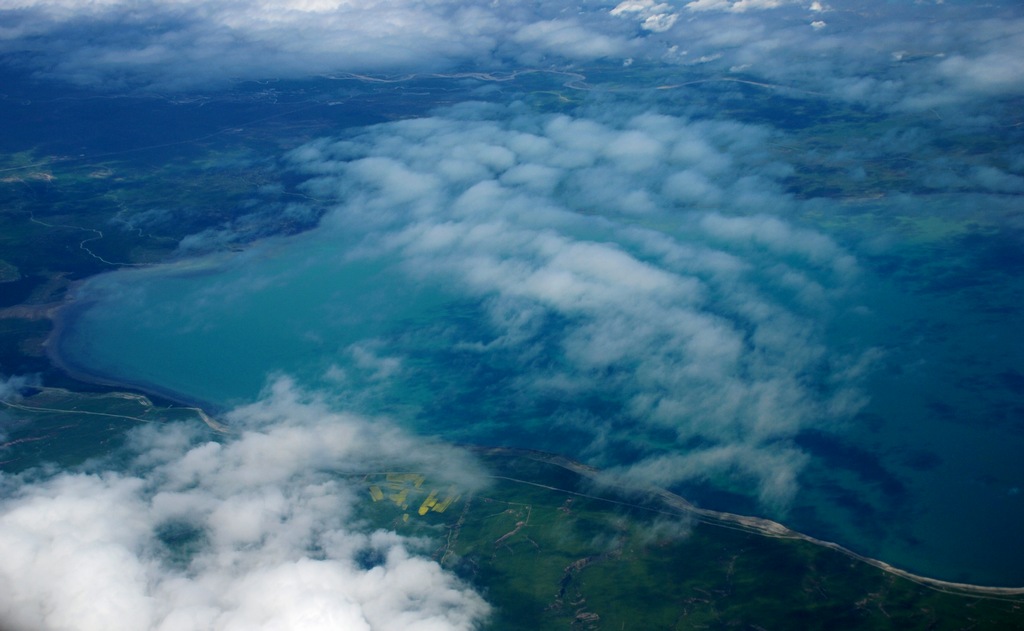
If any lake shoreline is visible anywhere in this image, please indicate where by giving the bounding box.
[477,446,1024,596]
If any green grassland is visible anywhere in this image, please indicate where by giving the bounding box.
[0,387,222,470]
[359,450,1024,630]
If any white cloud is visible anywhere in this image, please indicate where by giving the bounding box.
[968,166,1024,194]
[601,443,808,510]
[2,0,1022,119]
[610,0,679,33]
[697,213,857,278]
[277,103,872,507]
[0,374,39,401]
[0,0,640,88]
[685,0,794,12]
[0,378,490,631]
[513,19,633,60]
[937,50,1024,96]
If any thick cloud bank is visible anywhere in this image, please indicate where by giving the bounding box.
[283,102,871,509]
[0,0,640,88]
[2,0,1022,115]
[0,379,489,631]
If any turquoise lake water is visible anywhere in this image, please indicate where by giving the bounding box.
[56,179,1024,587]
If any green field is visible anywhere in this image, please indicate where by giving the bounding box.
[358,449,1024,630]
[0,387,222,469]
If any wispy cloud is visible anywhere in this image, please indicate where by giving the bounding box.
[0,374,38,402]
